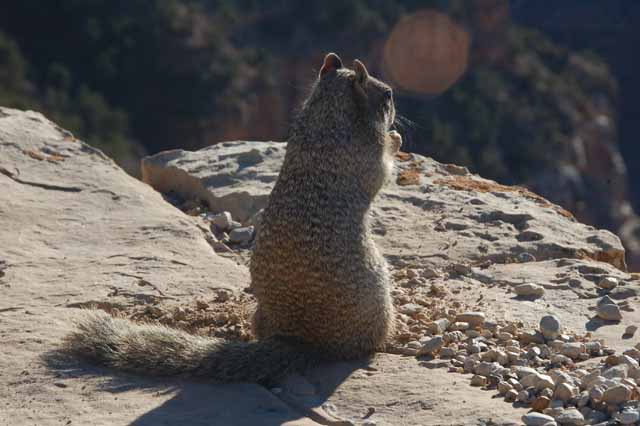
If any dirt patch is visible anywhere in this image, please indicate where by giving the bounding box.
[434,175,575,219]
[396,159,424,186]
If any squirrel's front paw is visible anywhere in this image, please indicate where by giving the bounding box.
[387,130,402,153]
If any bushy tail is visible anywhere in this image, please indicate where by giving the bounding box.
[65,310,318,384]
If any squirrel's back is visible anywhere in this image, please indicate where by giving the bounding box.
[250,53,397,359]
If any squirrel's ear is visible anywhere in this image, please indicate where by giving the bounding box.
[319,53,343,78]
[353,59,369,84]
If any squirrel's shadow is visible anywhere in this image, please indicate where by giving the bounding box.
[44,348,365,426]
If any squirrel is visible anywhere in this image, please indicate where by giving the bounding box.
[65,53,401,384]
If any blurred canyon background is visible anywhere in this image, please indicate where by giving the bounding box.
[2,0,640,269]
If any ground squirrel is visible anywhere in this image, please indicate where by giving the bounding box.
[66,53,401,383]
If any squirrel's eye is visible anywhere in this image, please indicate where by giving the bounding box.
[383,89,393,101]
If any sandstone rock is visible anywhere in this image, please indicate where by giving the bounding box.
[498,381,513,395]
[554,408,585,426]
[505,389,519,402]
[4,109,639,426]
[456,312,485,328]
[532,396,551,412]
[419,336,444,356]
[470,375,488,387]
[597,303,623,321]
[560,343,585,360]
[142,141,286,222]
[399,303,423,316]
[429,318,449,335]
[602,384,632,405]
[554,383,578,402]
[514,283,545,298]
[597,276,619,290]
[540,315,562,340]
[228,226,255,244]
[522,412,556,426]
[476,362,502,377]
[615,409,640,425]
[210,211,233,231]
[602,363,629,379]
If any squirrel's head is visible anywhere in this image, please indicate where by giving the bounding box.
[303,53,396,136]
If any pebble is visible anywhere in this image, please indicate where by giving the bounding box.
[419,336,444,356]
[531,396,551,411]
[210,211,233,231]
[597,295,616,306]
[497,381,513,395]
[535,375,555,391]
[623,325,638,337]
[601,384,631,405]
[596,303,622,321]
[615,409,640,425]
[399,303,423,315]
[470,375,488,387]
[449,321,469,331]
[517,390,531,403]
[456,312,485,328]
[588,386,604,403]
[440,347,456,358]
[520,330,546,344]
[597,276,618,290]
[514,366,538,379]
[518,252,537,263]
[475,362,501,377]
[429,318,449,335]
[522,412,556,426]
[550,354,572,365]
[554,382,577,402]
[514,283,545,298]
[560,343,585,360]
[505,389,518,402]
[602,363,629,379]
[497,331,513,341]
[540,315,562,340]
[228,226,255,243]
[521,371,545,388]
[554,408,585,426]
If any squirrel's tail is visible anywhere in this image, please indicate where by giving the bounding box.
[65,310,318,384]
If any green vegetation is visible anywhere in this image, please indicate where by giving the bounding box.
[0,1,616,185]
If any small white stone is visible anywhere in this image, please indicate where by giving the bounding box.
[210,211,233,231]
[597,276,618,290]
